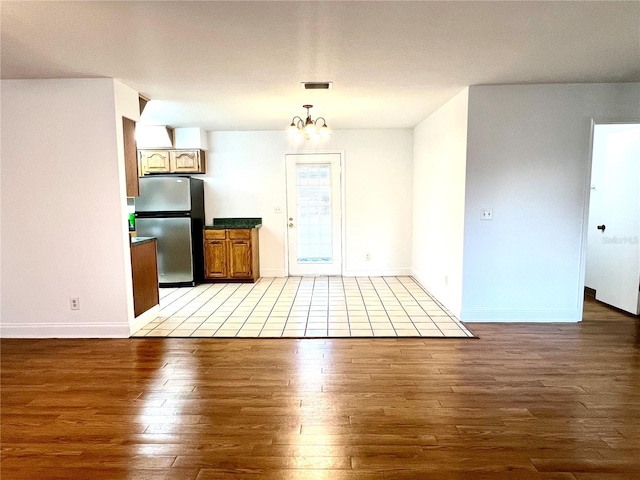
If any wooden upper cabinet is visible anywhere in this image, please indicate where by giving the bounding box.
[139,150,171,174]
[123,117,139,197]
[171,150,206,173]
[138,149,206,176]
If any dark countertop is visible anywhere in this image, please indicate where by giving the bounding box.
[130,236,156,246]
[205,217,262,229]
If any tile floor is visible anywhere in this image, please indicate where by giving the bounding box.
[132,276,474,338]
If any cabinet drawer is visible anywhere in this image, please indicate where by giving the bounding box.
[228,229,251,239]
[204,229,226,240]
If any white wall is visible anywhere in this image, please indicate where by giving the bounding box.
[412,88,468,316]
[461,83,640,322]
[204,129,414,277]
[1,79,139,337]
[114,80,143,332]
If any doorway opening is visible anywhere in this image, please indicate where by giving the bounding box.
[285,153,343,276]
[584,123,640,315]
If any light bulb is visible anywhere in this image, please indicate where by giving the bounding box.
[320,124,331,138]
[288,122,300,137]
[305,121,316,134]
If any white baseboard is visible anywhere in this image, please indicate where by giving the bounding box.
[342,268,412,277]
[129,305,159,335]
[259,269,412,278]
[260,268,287,278]
[0,322,131,338]
[461,309,581,323]
[410,272,462,318]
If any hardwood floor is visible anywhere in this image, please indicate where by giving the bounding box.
[2,298,639,479]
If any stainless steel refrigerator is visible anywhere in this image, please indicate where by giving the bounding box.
[134,176,205,287]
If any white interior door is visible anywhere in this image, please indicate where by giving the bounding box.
[586,124,640,314]
[286,153,342,276]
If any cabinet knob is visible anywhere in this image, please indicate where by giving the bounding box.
[597,224,606,232]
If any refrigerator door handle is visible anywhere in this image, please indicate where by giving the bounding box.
[135,211,190,218]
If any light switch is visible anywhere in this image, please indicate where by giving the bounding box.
[481,209,493,220]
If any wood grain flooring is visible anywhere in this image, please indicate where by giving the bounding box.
[1,298,639,479]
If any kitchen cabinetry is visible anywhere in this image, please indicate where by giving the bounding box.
[204,230,227,278]
[123,117,139,196]
[204,228,260,282]
[139,150,171,174]
[138,149,206,176]
[130,238,160,317]
[172,150,204,173]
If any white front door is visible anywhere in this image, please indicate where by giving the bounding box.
[286,153,342,276]
[586,123,640,314]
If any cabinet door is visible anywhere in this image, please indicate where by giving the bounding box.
[131,240,159,317]
[204,240,228,278]
[229,239,252,278]
[139,150,171,175]
[171,150,205,173]
[123,117,139,196]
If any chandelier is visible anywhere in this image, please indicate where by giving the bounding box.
[288,104,331,140]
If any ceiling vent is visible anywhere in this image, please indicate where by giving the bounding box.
[301,82,333,90]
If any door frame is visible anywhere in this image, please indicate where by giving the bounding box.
[284,150,346,277]
[578,117,640,318]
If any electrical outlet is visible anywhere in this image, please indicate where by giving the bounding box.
[365,253,371,261]
[444,275,449,286]
[481,209,493,220]
[273,206,282,214]
[70,297,80,310]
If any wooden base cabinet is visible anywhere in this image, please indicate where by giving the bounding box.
[130,239,160,317]
[204,234,228,278]
[204,229,260,282]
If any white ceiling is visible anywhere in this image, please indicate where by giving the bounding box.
[2,1,639,131]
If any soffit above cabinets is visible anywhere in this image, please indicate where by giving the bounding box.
[135,125,174,149]
[174,128,208,151]
[136,125,208,150]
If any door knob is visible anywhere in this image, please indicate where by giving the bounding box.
[597,224,606,232]
[289,217,293,221]
[288,223,294,228]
